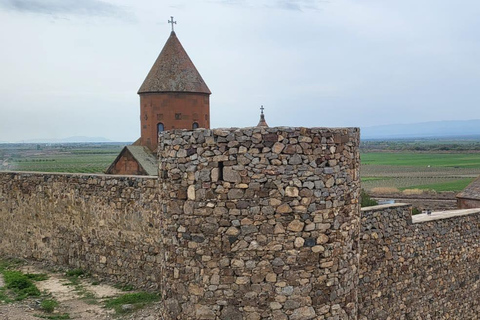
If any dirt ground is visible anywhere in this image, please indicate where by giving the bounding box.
[0,262,163,320]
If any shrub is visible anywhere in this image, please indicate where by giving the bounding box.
[3,270,41,300]
[360,189,378,208]
[41,299,59,313]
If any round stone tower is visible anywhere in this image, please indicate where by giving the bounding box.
[137,30,211,151]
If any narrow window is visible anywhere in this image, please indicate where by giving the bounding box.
[192,122,199,129]
[175,113,182,120]
[157,123,164,142]
[157,122,164,133]
[218,161,224,181]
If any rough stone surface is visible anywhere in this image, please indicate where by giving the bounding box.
[0,172,161,289]
[359,204,480,319]
[158,127,360,319]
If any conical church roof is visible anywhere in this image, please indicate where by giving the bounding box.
[138,31,211,94]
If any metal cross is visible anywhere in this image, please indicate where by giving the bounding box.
[168,16,177,32]
[260,105,265,114]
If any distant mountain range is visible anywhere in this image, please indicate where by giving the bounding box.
[361,120,480,140]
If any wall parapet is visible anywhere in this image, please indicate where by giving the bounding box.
[158,126,361,320]
[359,202,480,319]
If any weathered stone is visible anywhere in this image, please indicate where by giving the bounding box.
[274,223,285,234]
[277,204,293,214]
[187,185,195,200]
[287,220,305,232]
[294,237,305,248]
[272,142,285,153]
[290,306,316,320]
[316,234,329,244]
[289,154,303,165]
[196,305,216,320]
[220,306,242,320]
[285,186,299,197]
[223,167,242,183]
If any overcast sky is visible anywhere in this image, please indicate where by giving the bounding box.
[1,0,480,142]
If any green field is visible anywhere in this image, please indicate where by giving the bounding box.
[400,178,475,192]
[0,143,124,174]
[361,152,480,168]
[361,152,480,192]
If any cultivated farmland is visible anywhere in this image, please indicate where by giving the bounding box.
[361,152,480,192]
[0,143,124,174]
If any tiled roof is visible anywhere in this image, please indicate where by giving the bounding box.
[457,175,480,200]
[106,146,158,176]
[126,146,158,176]
[138,31,211,94]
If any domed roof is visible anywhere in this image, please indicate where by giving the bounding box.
[138,31,211,95]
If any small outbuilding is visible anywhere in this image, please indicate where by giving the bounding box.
[456,176,480,209]
[105,146,158,176]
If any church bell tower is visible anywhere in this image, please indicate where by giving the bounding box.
[137,17,211,151]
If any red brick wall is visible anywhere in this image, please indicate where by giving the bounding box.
[139,92,210,150]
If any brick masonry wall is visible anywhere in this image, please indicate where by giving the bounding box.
[158,127,361,320]
[140,92,210,150]
[359,204,480,319]
[0,172,162,288]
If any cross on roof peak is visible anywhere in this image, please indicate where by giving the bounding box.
[260,105,265,114]
[168,16,177,32]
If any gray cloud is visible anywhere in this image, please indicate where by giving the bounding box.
[212,0,328,11]
[273,0,327,11]
[0,0,131,18]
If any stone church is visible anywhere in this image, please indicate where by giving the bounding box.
[106,25,212,175]
[106,23,268,176]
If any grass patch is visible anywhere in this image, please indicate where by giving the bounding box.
[63,268,98,304]
[34,313,70,319]
[64,268,88,286]
[400,178,475,192]
[40,299,59,313]
[27,273,49,281]
[361,152,480,168]
[114,283,135,292]
[0,258,25,271]
[104,292,160,314]
[0,287,12,303]
[65,269,86,278]
[361,177,389,182]
[2,270,41,300]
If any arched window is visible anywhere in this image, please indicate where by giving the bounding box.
[192,122,199,129]
[157,123,164,135]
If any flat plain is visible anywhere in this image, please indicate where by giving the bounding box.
[361,151,480,192]
[0,143,124,174]
[2,140,480,192]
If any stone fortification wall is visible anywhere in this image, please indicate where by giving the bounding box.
[359,204,480,319]
[158,127,361,320]
[0,172,161,288]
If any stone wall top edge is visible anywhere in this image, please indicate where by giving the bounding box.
[412,208,480,224]
[361,203,412,212]
[0,171,158,180]
[161,126,360,134]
